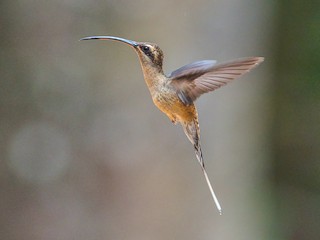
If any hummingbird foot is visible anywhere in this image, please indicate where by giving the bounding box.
[171,119,177,124]
[168,115,177,124]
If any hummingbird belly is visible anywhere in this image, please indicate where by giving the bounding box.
[152,92,197,123]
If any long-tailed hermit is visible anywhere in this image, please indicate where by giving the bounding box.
[80,35,264,214]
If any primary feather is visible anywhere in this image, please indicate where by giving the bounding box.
[170,57,264,105]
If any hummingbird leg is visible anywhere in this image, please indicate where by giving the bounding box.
[165,113,177,124]
[171,117,177,125]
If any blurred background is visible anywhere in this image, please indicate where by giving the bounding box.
[0,0,319,239]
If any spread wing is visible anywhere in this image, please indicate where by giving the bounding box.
[170,57,264,105]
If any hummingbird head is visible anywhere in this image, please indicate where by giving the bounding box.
[80,36,164,73]
[135,43,164,71]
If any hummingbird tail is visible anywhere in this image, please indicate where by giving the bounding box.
[182,120,222,214]
[200,164,222,215]
[182,120,204,167]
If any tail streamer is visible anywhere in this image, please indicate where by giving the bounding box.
[182,120,222,214]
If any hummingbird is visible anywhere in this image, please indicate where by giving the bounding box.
[80,36,264,214]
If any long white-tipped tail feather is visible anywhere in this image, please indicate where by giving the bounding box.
[195,147,222,214]
[182,120,222,214]
[200,163,222,215]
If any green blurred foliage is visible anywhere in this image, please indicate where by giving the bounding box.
[273,1,320,239]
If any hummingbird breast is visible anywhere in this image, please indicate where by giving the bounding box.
[151,86,197,123]
[142,69,197,124]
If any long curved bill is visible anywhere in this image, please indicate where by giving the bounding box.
[79,36,138,47]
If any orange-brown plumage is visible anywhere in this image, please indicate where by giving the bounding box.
[80,35,264,214]
[153,91,197,123]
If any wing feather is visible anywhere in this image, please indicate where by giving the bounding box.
[169,60,217,79]
[170,57,264,105]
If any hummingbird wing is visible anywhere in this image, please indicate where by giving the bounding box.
[170,57,264,105]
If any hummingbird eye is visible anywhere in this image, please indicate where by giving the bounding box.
[142,46,151,55]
